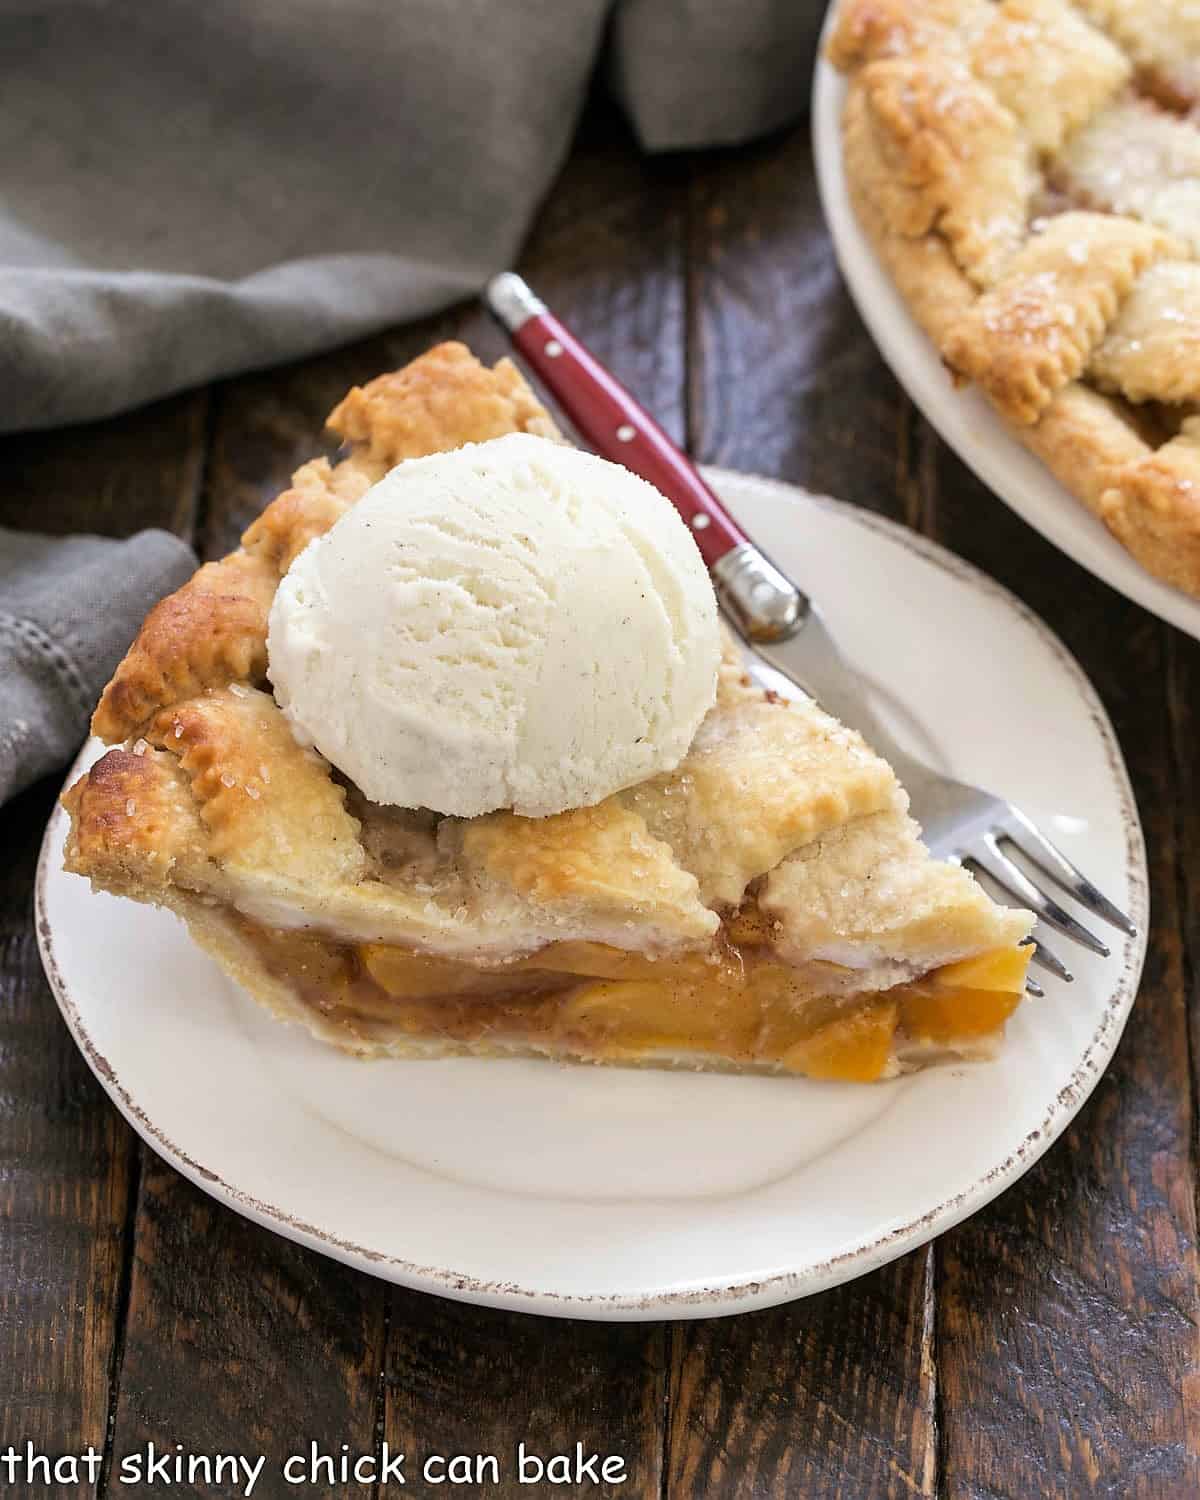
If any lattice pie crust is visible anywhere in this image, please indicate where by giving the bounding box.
[829,0,1200,597]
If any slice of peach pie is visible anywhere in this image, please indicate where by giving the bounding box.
[63,343,1033,1082]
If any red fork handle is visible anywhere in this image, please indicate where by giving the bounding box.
[488,279,746,569]
[486,274,805,642]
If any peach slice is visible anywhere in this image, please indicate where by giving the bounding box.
[780,1001,900,1082]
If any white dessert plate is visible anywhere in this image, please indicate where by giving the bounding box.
[37,473,1147,1321]
[812,55,1200,644]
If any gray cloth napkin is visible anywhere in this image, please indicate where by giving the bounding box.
[0,0,822,434]
[0,529,196,804]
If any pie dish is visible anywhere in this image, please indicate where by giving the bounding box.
[827,0,1200,599]
[61,342,1033,1083]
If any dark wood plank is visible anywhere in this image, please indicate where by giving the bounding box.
[383,1292,665,1497]
[674,122,939,1498]
[521,100,690,448]
[1167,627,1199,1058]
[0,391,207,540]
[0,396,207,1492]
[1170,622,1200,1491]
[378,103,683,1500]
[926,451,1200,1498]
[0,776,136,1498]
[666,1253,937,1498]
[107,1157,385,1499]
[683,129,909,515]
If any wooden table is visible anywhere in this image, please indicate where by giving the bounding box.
[3,100,1199,1499]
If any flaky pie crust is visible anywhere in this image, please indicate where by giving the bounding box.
[63,342,1032,1074]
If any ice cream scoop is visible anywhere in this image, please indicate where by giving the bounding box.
[266,432,720,817]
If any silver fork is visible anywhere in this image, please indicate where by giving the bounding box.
[485,273,1137,986]
[736,602,1136,990]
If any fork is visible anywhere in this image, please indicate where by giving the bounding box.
[485,273,1137,985]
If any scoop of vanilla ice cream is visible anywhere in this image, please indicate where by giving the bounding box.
[266,432,720,817]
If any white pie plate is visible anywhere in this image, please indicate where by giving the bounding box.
[37,472,1147,1320]
[812,56,1200,644]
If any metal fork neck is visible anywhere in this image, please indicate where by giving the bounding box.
[712,543,808,642]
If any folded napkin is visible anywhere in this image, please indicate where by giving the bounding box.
[0,0,821,434]
[0,528,196,805]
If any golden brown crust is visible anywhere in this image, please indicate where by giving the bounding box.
[63,745,214,897]
[830,0,1200,598]
[1053,96,1200,251]
[842,78,979,351]
[763,808,1032,972]
[91,344,561,743]
[91,550,278,744]
[942,214,1179,424]
[826,0,985,69]
[1099,418,1200,593]
[846,57,1033,287]
[241,457,371,574]
[1089,262,1200,404]
[966,0,1130,154]
[1017,385,1153,520]
[1069,0,1200,107]
[622,696,900,908]
[326,342,561,470]
[454,802,709,928]
[64,631,1025,964]
[144,688,367,882]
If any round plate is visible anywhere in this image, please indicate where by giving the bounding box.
[37,474,1147,1320]
[812,57,1200,643]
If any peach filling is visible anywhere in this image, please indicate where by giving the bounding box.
[238,918,1030,1082]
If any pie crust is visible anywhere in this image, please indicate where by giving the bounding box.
[828,0,1200,597]
[62,342,1033,1081]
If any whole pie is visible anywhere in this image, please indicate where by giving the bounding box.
[828,0,1200,598]
[62,342,1033,1082]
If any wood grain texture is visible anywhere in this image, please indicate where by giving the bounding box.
[0,391,207,540]
[683,127,909,514]
[105,1156,385,1499]
[666,1254,937,1499]
[1168,631,1199,1110]
[0,387,209,1495]
[382,1292,665,1498]
[926,451,1200,1499]
[0,777,135,1499]
[675,122,940,1499]
[523,100,689,447]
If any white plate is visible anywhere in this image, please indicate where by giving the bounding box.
[812,56,1200,643]
[37,474,1147,1321]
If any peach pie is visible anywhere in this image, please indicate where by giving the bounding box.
[63,343,1033,1082]
[829,0,1200,597]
